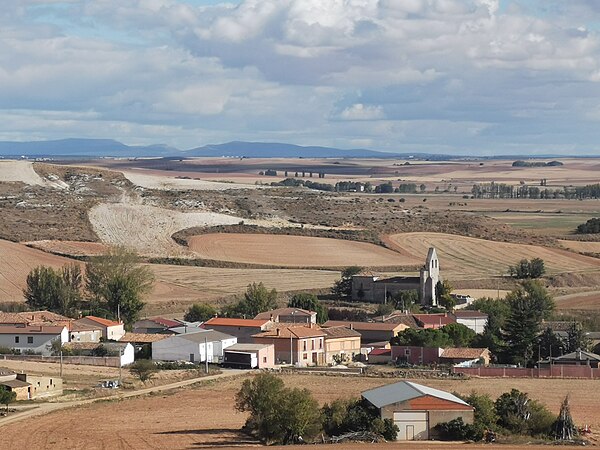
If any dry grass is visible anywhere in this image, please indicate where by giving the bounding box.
[122,168,265,191]
[556,290,600,309]
[187,233,419,268]
[2,373,599,449]
[559,240,600,253]
[25,240,109,257]
[388,232,600,279]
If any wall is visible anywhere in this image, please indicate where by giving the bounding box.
[1,354,121,367]
[428,410,474,439]
[325,337,361,364]
[456,317,487,334]
[70,329,102,343]
[391,346,443,365]
[18,374,63,399]
[454,365,600,379]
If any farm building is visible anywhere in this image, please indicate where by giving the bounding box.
[368,348,392,364]
[451,310,488,334]
[255,307,317,324]
[152,330,237,363]
[362,381,474,441]
[391,346,491,366]
[222,343,275,369]
[203,317,272,343]
[440,348,491,365]
[252,325,326,366]
[119,332,169,358]
[75,316,125,341]
[0,368,63,400]
[0,325,68,356]
[371,312,419,328]
[63,342,135,366]
[351,247,440,306]
[322,326,361,365]
[323,320,408,344]
[69,322,103,343]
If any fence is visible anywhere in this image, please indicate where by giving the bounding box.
[453,365,600,379]
[1,354,122,367]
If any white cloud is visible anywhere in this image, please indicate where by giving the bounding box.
[340,103,385,121]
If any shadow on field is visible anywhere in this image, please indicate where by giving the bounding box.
[156,428,258,447]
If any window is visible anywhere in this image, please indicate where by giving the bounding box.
[303,353,308,360]
[311,339,315,350]
[27,336,33,344]
[319,339,323,349]
[263,357,267,363]
[303,341,307,351]
[14,336,19,343]
[405,349,411,356]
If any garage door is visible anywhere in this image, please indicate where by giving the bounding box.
[393,411,428,440]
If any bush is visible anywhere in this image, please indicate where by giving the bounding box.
[129,359,158,382]
[495,389,553,437]
[508,258,545,279]
[184,303,217,322]
[576,217,600,234]
[322,397,398,440]
[435,417,477,441]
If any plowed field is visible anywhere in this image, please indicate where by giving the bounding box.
[187,233,419,268]
[25,240,108,257]
[0,239,77,301]
[2,374,599,449]
[388,232,600,278]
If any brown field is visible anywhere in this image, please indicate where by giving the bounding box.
[187,233,420,268]
[0,239,78,301]
[145,264,340,314]
[556,290,600,309]
[2,373,600,449]
[388,232,600,278]
[25,240,109,257]
[559,240,600,254]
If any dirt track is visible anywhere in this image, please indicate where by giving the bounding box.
[0,160,45,185]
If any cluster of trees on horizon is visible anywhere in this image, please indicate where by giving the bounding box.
[471,182,600,199]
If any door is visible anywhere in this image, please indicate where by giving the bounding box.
[406,425,414,440]
[312,352,318,365]
[190,353,195,363]
[393,411,428,440]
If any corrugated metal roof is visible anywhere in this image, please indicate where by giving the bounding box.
[177,329,236,343]
[362,380,469,409]
[225,343,272,352]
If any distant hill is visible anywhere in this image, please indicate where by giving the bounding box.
[0,138,178,158]
[186,141,399,158]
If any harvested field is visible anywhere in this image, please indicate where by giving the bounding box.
[122,168,264,190]
[145,264,340,314]
[25,240,108,257]
[388,232,600,278]
[452,288,510,300]
[0,160,45,185]
[2,373,599,449]
[556,290,600,309]
[187,233,419,268]
[0,239,78,302]
[559,240,600,254]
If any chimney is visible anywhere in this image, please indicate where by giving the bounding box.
[276,328,280,336]
[350,323,354,330]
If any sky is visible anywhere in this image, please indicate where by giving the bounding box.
[2,0,600,155]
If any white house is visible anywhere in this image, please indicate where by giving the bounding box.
[69,322,102,343]
[451,310,488,334]
[0,325,68,356]
[152,330,237,363]
[75,316,125,341]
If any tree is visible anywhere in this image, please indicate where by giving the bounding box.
[443,323,476,347]
[508,258,546,279]
[184,303,217,322]
[322,397,397,440]
[436,280,454,309]
[529,258,546,278]
[469,297,510,357]
[393,290,419,311]
[332,266,362,299]
[463,392,498,436]
[391,328,452,348]
[288,293,327,324]
[537,327,564,359]
[23,264,82,316]
[502,281,555,366]
[564,322,590,353]
[129,359,158,382]
[0,386,16,413]
[236,373,322,444]
[495,389,553,436]
[86,246,154,327]
[238,283,277,317]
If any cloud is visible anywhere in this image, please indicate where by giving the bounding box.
[0,0,600,154]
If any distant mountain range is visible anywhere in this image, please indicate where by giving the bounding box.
[0,138,592,159]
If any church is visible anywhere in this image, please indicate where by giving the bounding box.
[351,247,440,306]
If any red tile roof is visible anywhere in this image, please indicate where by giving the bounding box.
[441,348,489,359]
[254,307,315,320]
[149,317,182,328]
[412,314,455,326]
[204,317,270,328]
[0,325,66,334]
[324,320,408,331]
[369,348,392,356]
[118,332,170,343]
[253,326,326,339]
[452,310,488,319]
[80,316,122,327]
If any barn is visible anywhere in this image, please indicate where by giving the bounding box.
[361,381,474,441]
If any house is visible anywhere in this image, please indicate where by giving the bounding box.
[543,349,600,368]
[132,317,182,334]
[391,346,444,366]
[152,330,237,363]
[368,348,392,364]
[412,314,455,330]
[223,343,276,369]
[203,317,272,343]
[362,381,474,440]
[0,325,68,356]
[372,312,419,328]
[351,247,440,306]
[63,342,135,366]
[119,332,169,358]
[75,316,125,341]
[252,325,326,366]
[69,322,103,343]
[451,310,488,334]
[440,348,491,365]
[0,369,63,400]
[0,312,29,326]
[255,307,317,324]
[17,311,71,327]
[322,326,361,365]
[323,320,409,344]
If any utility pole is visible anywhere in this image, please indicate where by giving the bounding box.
[59,348,63,378]
[205,336,209,374]
[118,346,123,386]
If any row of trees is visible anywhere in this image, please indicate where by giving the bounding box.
[508,258,545,279]
[236,373,397,445]
[576,217,600,234]
[24,247,154,327]
[391,323,477,348]
[471,182,600,200]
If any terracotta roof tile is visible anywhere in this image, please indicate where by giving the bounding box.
[412,314,456,326]
[324,320,408,331]
[253,325,326,339]
[204,317,270,328]
[79,316,122,327]
[322,326,362,339]
[441,348,488,359]
[254,308,315,320]
[120,332,170,343]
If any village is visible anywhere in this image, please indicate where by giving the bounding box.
[1,247,598,448]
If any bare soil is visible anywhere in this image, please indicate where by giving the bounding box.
[2,373,599,449]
